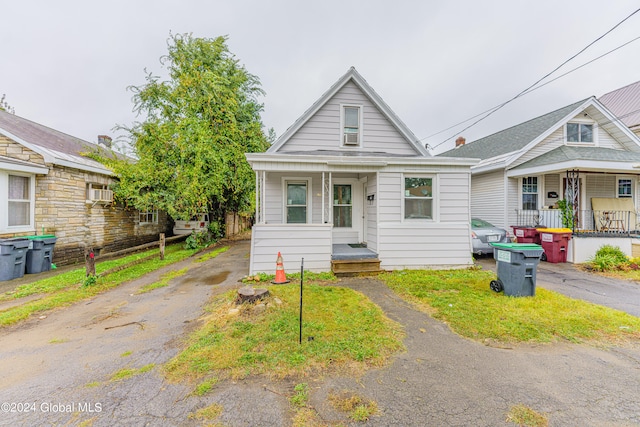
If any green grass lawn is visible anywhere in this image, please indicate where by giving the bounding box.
[0,243,227,327]
[164,283,405,383]
[381,268,640,345]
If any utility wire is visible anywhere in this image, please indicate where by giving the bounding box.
[427,7,640,151]
[420,35,640,143]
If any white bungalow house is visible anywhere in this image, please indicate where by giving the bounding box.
[245,67,478,275]
[439,96,640,263]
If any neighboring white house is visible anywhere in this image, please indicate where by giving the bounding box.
[439,96,640,262]
[245,67,478,275]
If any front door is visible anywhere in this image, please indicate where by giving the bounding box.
[332,179,363,244]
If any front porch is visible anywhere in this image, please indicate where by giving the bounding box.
[515,208,640,236]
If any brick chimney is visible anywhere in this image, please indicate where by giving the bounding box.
[455,136,466,147]
[97,135,112,149]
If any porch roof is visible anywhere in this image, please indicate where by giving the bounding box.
[507,146,640,177]
[246,151,479,172]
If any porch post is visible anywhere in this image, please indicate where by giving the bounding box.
[323,172,332,224]
[255,171,260,224]
[322,172,325,224]
[261,171,266,224]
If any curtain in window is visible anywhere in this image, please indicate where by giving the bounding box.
[8,175,30,226]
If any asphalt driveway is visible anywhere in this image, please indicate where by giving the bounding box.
[476,256,640,317]
[1,241,639,426]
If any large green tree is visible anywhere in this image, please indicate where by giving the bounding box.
[111,34,269,222]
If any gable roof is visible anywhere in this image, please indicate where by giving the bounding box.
[439,99,588,160]
[511,145,640,171]
[0,109,113,175]
[599,80,640,131]
[268,67,429,156]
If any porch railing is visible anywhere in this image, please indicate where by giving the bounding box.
[514,209,640,236]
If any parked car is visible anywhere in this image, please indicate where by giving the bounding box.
[471,218,511,256]
[173,213,210,235]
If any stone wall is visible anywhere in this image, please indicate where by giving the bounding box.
[33,165,171,265]
[0,138,171,265]
[0,136,46,164]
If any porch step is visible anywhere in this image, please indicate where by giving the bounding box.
[331,258,382,276]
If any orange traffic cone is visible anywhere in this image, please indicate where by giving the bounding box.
[272,252,290,284]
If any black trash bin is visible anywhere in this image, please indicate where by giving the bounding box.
[489,243,544,297]
[0,238,29,281]
[26,235,57,274]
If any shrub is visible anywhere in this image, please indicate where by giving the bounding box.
[83,275,98,287]
[185,221,224,250]
[587,245,629,271]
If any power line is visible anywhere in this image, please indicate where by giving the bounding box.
[420,35,640,144]
[444,106,640,161]
[426,7,640,151]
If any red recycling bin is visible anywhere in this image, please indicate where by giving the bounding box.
[512,226,540,244]
[538,229,571,263]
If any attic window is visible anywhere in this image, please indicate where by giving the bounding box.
[342,105,361,146]
[566,122,593,143]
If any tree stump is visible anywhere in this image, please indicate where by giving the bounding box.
[236,286,270,304]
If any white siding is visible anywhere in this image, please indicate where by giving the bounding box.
[378,172,402,221]
[378,223,473,269]
[264,172,323,224]
[440,172,471,222]
[506,177,519,232]
[543,174,560,207]
[512,126,564,167]
[250,224,332,274]
[280,81,419,156]
[366,173,378,251]
[470,170,505,228]
[597,125,625,149]
[377,170,474,269]
[586,174,616,201]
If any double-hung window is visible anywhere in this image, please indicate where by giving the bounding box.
[618,178,632,198]
[566,122,593,143]
[286,181,308,223]
[404,177,433,219]
[342,105,361,146]
[522,177,538,210]
[8,175,31,227]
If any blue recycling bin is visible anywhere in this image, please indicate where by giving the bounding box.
[0,238,29,281]
[25,235,57,274]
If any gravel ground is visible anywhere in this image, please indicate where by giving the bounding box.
[1,242,639,426]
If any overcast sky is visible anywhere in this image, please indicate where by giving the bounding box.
[2,1,639,154]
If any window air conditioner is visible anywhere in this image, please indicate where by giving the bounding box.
[92,189,113,202]
[344,133,359,145]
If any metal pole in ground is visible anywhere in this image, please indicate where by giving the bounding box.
[299,258,304,344]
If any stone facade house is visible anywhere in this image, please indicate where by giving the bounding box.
[0,109,170,265]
